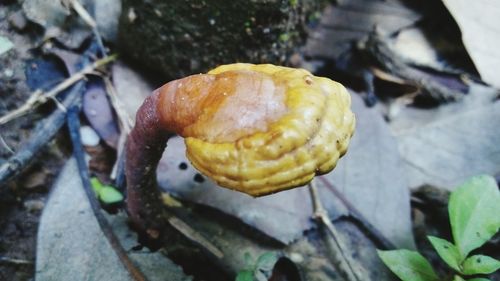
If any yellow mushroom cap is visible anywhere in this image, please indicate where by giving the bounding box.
[158,63,355,196]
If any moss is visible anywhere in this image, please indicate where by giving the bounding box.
[118,0,325,80]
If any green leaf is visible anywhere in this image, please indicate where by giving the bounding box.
[452,275,490,281]
[90,177,103,194]
[235,270,253,281]
[0,35,14,56]
[255,252,278,271]
[462,255,500,275]
[449,175,500,257]
[90,177,124,204]
[427,236,462,271]
[377,250,439,281]
[254,270,267,281]
[98,186,124,204]
[243,252,253,269]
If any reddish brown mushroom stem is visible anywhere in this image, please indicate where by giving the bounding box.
[125,73,223,238]
[126,90,171,237]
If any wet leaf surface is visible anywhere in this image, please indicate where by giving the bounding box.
[395,94,500,190]
[36,158,192,281]
[319,93,415,248]
[82,78,120,148]
[442,0,500,88]
[111,60,153,123]
[305,0,421,60]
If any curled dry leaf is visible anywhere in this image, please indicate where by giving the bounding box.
[82,78,120,149]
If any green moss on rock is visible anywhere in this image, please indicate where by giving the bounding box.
[119,0,324,79]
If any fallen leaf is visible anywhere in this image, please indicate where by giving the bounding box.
[21,168,50,189]
[22,0,92,49]
[305,0,421,60]
[0,35,14,56]
[389,27,441,70]
[25,56,67,91]
[82,78,120,148]
[93,0,122,43]
[36,158,192,281]
[395,90,500,190]
[318,93,415,249]
[22,0,69,28]
[442,0,500,88]
[111,60,153,123]
[46,47,81,75]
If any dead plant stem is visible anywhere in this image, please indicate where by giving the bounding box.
[0,256,33,265]
[0,55,117,126]
[308,180,361,281]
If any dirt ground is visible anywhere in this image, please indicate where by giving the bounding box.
[0,3,70,280]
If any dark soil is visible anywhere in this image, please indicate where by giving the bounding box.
[0,3,69,281]
[0,147,66,281]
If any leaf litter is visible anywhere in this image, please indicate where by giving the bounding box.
[1,0,499,280]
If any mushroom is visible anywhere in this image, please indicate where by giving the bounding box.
[126,63,355,241]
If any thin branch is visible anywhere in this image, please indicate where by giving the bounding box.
[317,177,395,250]
[0,80,85,184]
[103,77,133,132]
[308,181,362,281]
[0,55,117,126]
[67,0,107,56]
[167,215,224,259]
[0,133,14,154]
[67,106,147,281]
[0,256,33,265]
[103,77,133,182]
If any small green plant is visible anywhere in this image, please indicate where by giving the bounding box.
[378,175,500,281]
[235,252,278,281]
[91,177,124,204]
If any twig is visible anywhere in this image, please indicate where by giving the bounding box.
[0,80,85,184]
[0,55,117,126]
[363,34,466,102]
[0,256,33,265]
[0,133,14,155]
[103,77,133,182]
[166,215,224,259]
[67,106,147,281]
[103,77,133,132]
[317,177,395,250]
[66,0,107,57]
[308,180,362,281]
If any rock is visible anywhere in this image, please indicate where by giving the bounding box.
[8,11,28,31]
[24,199,45,212]
[118,0,325,79]
[80,125,101,147]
